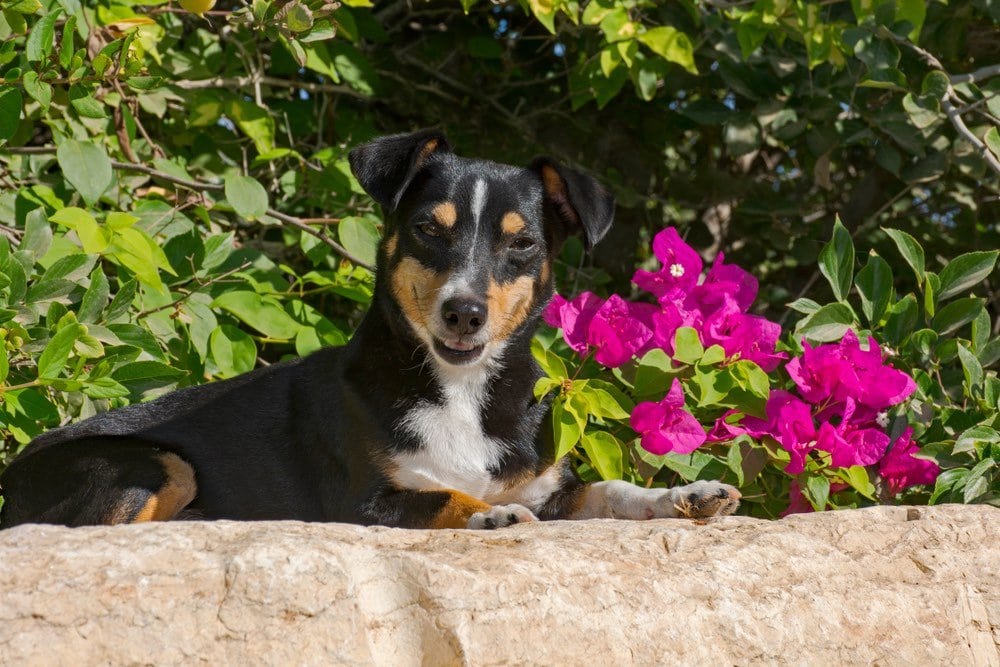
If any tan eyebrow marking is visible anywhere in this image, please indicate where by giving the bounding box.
[501,211,526,235]
[432,202,458,228]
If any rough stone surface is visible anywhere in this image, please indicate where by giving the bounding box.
[0,505,997,666]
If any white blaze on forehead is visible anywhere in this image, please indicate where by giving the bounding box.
[470,178,487,225]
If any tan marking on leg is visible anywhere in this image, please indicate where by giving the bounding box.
[432,202,458,228]
[384,231,399,259]
[132,453,197,523]
[501,211,525,235]
[390,257,450,333]
[487,276,535,340]
[429,490,492,529]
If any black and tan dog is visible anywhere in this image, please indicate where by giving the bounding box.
[0,130,740,530]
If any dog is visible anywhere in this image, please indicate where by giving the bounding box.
[0,130,740,530]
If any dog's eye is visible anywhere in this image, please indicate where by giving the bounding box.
[510,236,536,251]
[416,221,440,238]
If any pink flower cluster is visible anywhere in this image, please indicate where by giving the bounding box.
[711,330,938,495]
[544,228,786,371]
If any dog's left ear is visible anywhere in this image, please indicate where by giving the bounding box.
[349,129,452,212]
[531,157,614,250]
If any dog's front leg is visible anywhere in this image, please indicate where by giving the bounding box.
[570,479,741,520]
[363,487,538,529]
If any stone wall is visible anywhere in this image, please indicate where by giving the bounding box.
[1,505,997,665]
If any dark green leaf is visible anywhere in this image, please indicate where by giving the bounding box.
[937,251,998,301]
[817,216,854,302]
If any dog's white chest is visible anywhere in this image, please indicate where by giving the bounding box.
[392,370,505,500]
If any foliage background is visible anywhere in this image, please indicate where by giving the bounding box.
[0,0,997,510]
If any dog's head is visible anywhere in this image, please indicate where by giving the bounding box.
[349,129,613,369]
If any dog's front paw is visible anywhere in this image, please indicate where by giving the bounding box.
[667,480,741,519]
[467,503,538,529]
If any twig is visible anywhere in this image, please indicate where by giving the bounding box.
[136,260,252,318]
[0,146,373,269]
[172,76,369,100]
[881,29,1000,178]
[950,63,1000,86]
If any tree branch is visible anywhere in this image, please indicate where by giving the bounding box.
[172,76,370,101]
[1,146,374,270]
[881,30,1000,178]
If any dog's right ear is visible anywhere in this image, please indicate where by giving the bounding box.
[348,129,451,212]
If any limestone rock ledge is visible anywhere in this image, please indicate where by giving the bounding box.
[0,505,997,666]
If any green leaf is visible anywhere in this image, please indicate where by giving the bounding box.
[817,216,854,302]
[111,360,185,383]
[637,26,697,74]
[921,70,950,100]
[224,174,269,221]
[212,291,301,339]
[673,326,703,365]
[56,140,113,206]
[25,8,60,62]
[884,294,918,345]
[580,430,623,480]
[108,227,175,293]
[786,297,822,315]
[883,228,925,285]
[81,376,130,399]
[22,70,52,109]
[209,324,257,378]
[37,322,85,379]
[842,466,876,499]
[954,426,1000,455]
[963,458,995,504]
[553,397,582,460]
[338,216,380,267]
[897,0,926,40]
[49,207,108,253]
[59,14,76,69]
[0,87,22,143]
[797,303,856,343]
[855,252,893,325]
[986,127,1000,159]
[931,297,984,336]
[937,251,998,301]
[227,99,275,154]
[801,474,830,510]
[957,343,984,396]
[78,267,109,323]
[68,84,106,119]
[531,337,568,379]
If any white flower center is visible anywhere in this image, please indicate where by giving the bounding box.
[669,263,685,278]
[876,412,890,428]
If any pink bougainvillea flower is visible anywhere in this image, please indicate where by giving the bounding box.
[786,331,916,410]
[586,295,653,368]
[544,291,604,353]
[718,313,787,372]
[706,409,771,442]
[633,228,702,300]
[630,379,706,455]
[878,427,940,495]
[703,252,759,311]
[746,390,818,474]
[837,330,917,409]
[814,399,890,468]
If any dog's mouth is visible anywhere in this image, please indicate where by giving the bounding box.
[432,337,486,365]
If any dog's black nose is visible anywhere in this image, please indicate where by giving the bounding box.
[441,298,487,335]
